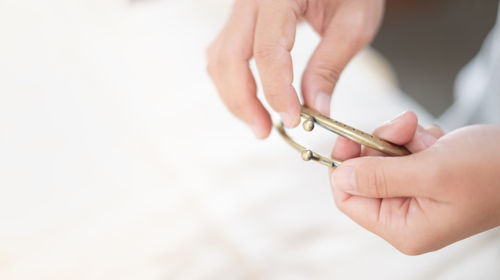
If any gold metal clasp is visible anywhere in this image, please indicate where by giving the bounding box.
[276,106,410,168]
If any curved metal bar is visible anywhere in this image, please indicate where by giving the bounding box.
[275,121,342,167]
[276,106,410,167]
[300,107,410,157]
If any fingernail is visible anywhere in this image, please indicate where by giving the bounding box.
[334,166,357,193]
[421,132,437,147]
[314,92,331,116]
[384,110,408,125]
[280,111,298,128]
[250,123,264,139]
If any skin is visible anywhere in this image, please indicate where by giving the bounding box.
[331,111,500,255]
[206,0,384,138]
[207,0,500,255]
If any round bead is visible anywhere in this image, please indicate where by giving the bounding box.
[301,150,313,161]
[303,118,314,131]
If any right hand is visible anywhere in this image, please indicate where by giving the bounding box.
[330,112,500,254]
[206,0,385,138]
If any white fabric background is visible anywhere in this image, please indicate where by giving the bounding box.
[0,0,499,279]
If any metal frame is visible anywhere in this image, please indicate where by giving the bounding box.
[276,106,410,167]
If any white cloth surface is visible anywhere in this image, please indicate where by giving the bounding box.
[0,0,499,279]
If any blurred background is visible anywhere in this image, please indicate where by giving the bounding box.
[375,0,499,116]
[0,0,499,279]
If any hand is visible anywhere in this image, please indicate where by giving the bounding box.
[206,0,385,138]
[330,111,500,255]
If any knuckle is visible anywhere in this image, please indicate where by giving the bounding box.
[205,44,219,76]
[344,13,374,46]
[396,242,425,256]
[225,98,247,117]
[205,39,237,77]
[393,237,429,256]
[205,43,214,60]
[263,86,290,112]
[265,84,282,100]
[353,28,372,47]
[427,124,445,138]
[206,61,216,77]
[389,227,438,256]
[253,44,276,62]
[311,63,342,85]
[205,39,220,63]
[206,58,225,78]
[206,52,231,78]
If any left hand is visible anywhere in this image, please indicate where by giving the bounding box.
[206,0,385,138]
[330,111,500,255]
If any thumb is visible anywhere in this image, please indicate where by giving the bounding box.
[333,154,433,198]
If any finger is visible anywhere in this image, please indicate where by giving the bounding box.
[333,152,436,198]
[329,136,363,213]
[301,1,384,116]
[424,125,445,138]
[362,112,445,156]
[330,169,382,232]
[404,125,442,152]
[362,111,418,156]
[373,111,418,146]
[206,0,272,138]
[332,136,361,161]
[253,0,304,127]
[363,126,435,156]
[331,170,422,254]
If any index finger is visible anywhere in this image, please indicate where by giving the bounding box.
[253,0,304,127]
